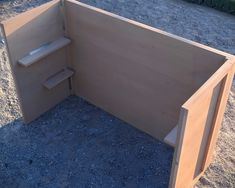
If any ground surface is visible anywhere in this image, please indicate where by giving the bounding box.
[0,0,234,188]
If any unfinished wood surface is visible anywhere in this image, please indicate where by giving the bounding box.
[18,37,71,67]
[169,59,235,188]
[1,0,71,123]
[202,59,235,170]
[164,125,178,148]
[43,68,74,89]
[65,0,226,140]
[2,1,235,187]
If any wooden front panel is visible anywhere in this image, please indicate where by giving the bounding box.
[202,61,235,170]
[65,0,224,140]
[1,0,71,123]
[170,60,234,188]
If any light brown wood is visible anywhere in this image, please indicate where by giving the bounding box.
[43,68,74,89]
[18,37,71,67]
[169,107,188,188]
[1,0,71,123]
[64,0,226,141]
[2,1,235,187]
[202,59,235,170]
[169,59,234,188]
[164,125,178,148]
[66,0,234,60]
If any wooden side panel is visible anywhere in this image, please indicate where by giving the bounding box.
[64,0,225,140]
[1,0,71,123]
[202,59,235,170]
[170,60,234,188]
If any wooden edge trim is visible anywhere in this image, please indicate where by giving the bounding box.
[0,23,27,121]
[168,107,189,188]
[66,0,234,59]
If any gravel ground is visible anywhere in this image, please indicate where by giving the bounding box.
[0,0,235,188]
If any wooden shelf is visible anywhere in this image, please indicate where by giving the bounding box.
[18,37,71,67]
[43,68,74,89]
[164,125,178,148]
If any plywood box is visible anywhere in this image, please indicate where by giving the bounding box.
[1,0,234,187]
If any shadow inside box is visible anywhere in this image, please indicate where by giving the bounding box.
[0,96,173,188]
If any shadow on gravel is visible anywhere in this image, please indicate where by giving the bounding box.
[0,96,173,188]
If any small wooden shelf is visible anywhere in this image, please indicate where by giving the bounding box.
[18,37,71,67]
[164,125,178,148]
[43,68,74,90]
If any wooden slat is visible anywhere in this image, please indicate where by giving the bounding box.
[43,68,74,89]
[164,125,178,148]
[18,37,71,67]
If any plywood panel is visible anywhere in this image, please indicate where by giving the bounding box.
[170,60,234,188]
[1,0,71,123]
[65,0,225,140]
[202,59,235,170]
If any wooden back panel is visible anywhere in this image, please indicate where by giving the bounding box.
[64,0,225,140]
[170,59,235,188]
[1,0,72,123]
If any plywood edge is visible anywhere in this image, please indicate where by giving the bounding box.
[164,125,178,148]
[183,59,235,109]
[43,68,74,89]
[168,107,189,188]
[0,22,27,122]
[66,0,234,59]
[18,37,71,67]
